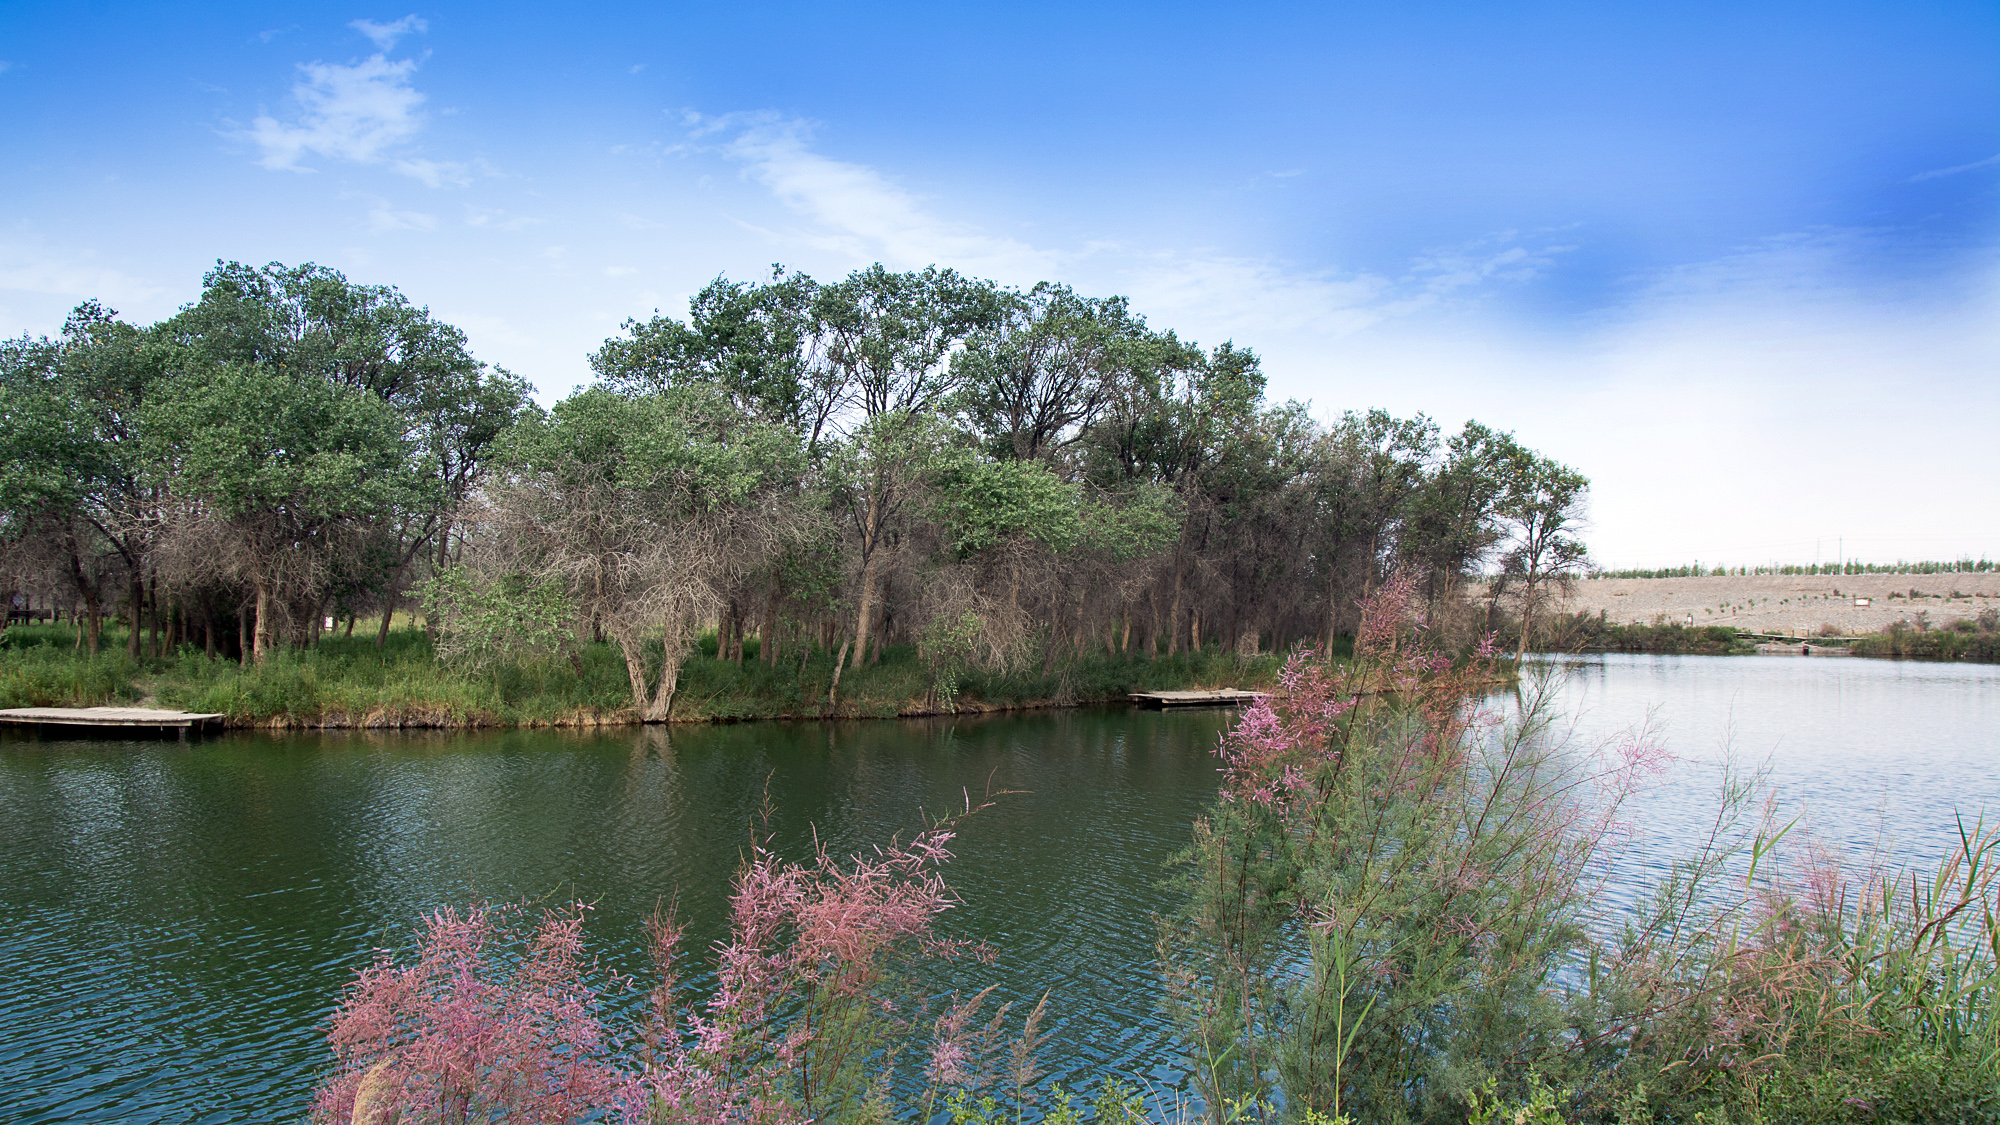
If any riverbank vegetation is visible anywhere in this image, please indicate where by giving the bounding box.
[1593,559,1997,579]
[3,261,1584,724]
[1849,613,2000,663]
[309,577,2000,1124]
[0,618,1290,723]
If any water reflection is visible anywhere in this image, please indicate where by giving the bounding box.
[3,657,1995,1124]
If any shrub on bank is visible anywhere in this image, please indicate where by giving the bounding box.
[1541,612,1751,655]
[1850,625,2000,662]
[0,642,138,708]
[0,621,1291,725]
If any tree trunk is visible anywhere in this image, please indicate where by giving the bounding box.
[761,578,781,666]
[252,577,274,664]
[826,637,851,708]
[646,643,679,723]
[127,578,143,658]
[375,565,403,648]
[615,631,653,715]
[1515,577,1537,661]
[849,549,883,675]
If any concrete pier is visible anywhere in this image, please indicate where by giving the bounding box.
[0,707,228,736]
[1128,689,1268,708]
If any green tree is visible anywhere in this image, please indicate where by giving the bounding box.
[144,359,416,661]
[467,387,803,719]
[158,261,529,646]
[0,303,161,654]
[815,265,1006,671]
[1492,450,1590,658]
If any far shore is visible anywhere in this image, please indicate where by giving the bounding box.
[1538,572,1997,636]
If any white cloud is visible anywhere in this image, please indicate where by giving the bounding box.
[0,244,168,307]
[604,266,637,276]
[365,201,436,231]
[350,15,427,51]
[694,111,1061,280]
[246,53,425,170]
[393,156,472,188]
[242,30,473,189]
[1910,153,1999,182]
[465,206,541,230]
[688,111,1573,351]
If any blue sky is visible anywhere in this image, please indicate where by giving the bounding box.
[3,1,1995,567]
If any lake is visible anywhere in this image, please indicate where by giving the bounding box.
[2,654,1995,1123]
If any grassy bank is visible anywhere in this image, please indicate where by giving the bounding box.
[0,622,1291,727]
[1850,625,2000,662]
[1542,616,1758,656]
[1537,613,2000,662]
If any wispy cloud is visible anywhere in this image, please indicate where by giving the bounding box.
[350,15,427,51]
[242,20,469,188]
[364,201,436,232]
[687,111,1566,348]
[1910,153,2000,182]
[245,53,425,170]
[692,111,1061,280]
[0,242,169,321]
[465,206,541,231]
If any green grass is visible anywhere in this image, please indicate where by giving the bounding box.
[0,625,143,707]
[1850,626,2000,662]
[1542,615,1757,655]
[0,621,1291,728]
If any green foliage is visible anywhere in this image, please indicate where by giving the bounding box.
[0,643,137,707]
[1850,627,2000,662]
[1552,616,1753,655]
[1598,559,1998,578]
[420,567,578,672]
[930,453,1087,557]
[146,360,416,522]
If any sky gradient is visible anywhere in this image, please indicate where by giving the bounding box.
[3,1,1995,568]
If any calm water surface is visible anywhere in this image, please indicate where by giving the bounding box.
[2,656,1996,1123]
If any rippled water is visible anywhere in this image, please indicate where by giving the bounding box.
[3,656,1996,1123]
[1527,654,2000,898]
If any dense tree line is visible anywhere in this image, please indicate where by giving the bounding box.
[0,260,1588,710]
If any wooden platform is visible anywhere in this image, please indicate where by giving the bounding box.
[0,707,228,736]
[1129,689,1268,709]
[1753,643,1854,657]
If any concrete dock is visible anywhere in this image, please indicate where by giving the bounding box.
[1129,689,1268,708]
[0,707,228,736]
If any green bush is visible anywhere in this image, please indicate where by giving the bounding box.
[0,643,138,707]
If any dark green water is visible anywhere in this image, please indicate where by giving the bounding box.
[9,655,1995,1123]
[0,707,1233,1124]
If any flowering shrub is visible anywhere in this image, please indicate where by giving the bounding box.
[313,801,1061,1125]
[1163,571,1668,1123]
[311,902,631,1125]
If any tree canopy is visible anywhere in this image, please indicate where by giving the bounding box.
[0,259,1586,703]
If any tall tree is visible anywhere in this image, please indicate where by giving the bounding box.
[0,304,160,654]
[467,388,802,720]
[816,265,1004,671]
[144,359,415,661]
[954,282,1138,464]
[156,262,528,652]
[1493,450,1590,658]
